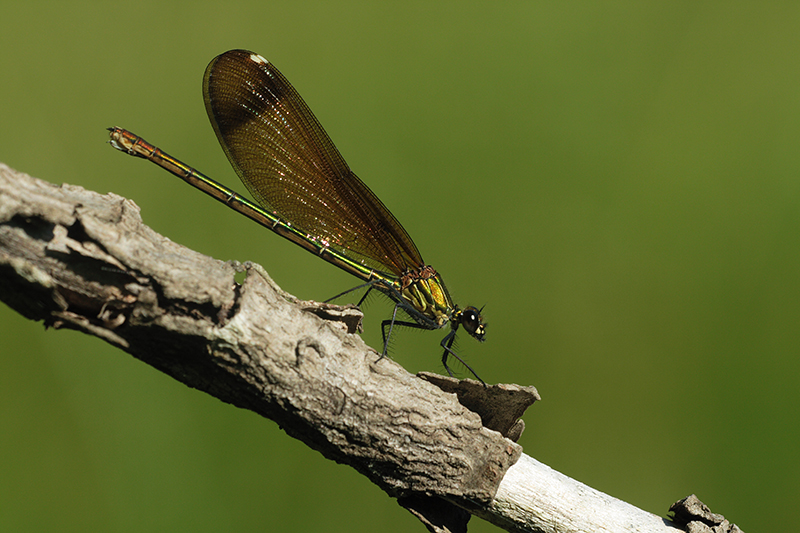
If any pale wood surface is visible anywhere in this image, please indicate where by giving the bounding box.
[1,163,743,533]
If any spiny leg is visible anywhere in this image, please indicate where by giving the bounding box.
[357,284,375,307]
[324,279,379,304]
[441,330,486,386]
[379,302,402,360]
[379,304,427,360]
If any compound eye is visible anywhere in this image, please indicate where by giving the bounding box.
[461,306,485,340]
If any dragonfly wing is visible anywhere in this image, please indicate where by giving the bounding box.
[203,49,423,275]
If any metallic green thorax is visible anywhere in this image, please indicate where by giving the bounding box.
[399,265,453,329]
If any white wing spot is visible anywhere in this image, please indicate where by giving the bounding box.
[249,53,268,64]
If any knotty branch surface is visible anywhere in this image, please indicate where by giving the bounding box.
[0,164,744,533]
[0,163,532,532]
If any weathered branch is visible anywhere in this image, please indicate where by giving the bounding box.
[0,163,742,533]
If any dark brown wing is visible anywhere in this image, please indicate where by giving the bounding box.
[202,49,423,275]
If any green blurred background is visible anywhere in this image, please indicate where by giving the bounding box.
[2,2,798,531]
